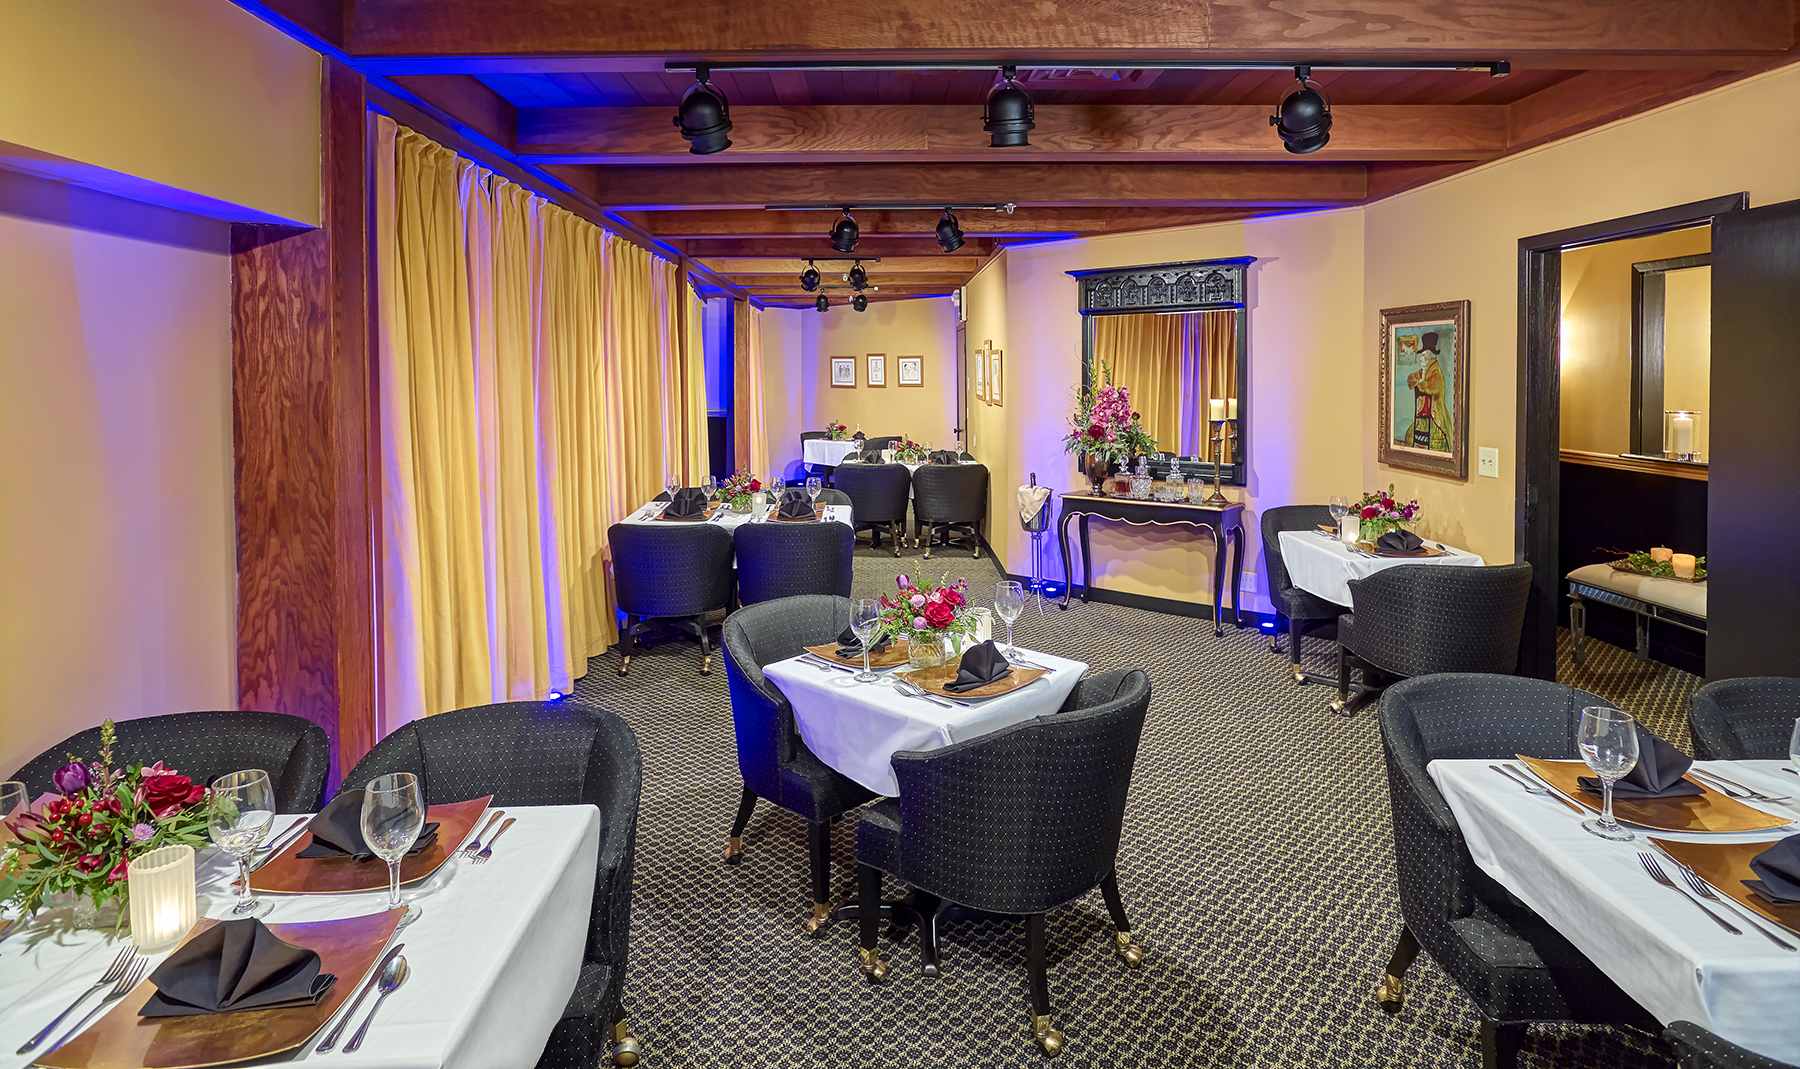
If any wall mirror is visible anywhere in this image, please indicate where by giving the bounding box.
[1070,257,1253,482]
[1632,253,1711,461]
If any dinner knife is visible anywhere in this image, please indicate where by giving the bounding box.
[317,942,406,1052]
[252,817,311,871]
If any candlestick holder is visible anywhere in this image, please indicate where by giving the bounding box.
[1662,409,1702,463]
[1203,418,1237,506]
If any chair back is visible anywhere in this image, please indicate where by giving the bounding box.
[800,431,828,442]
[608,522,734,618]
[734,521,854,605]
[890,668,1150,914]
[1260,504,1336,603]
[913,463,989,525]
[862,435,901,452]
[833,463,912,523]
[10,711,331,812]
[1688,677,1800,760]
[1664,1021,1800,1069]
[816,488,851,506]
[1345,562,1532,677]
[722,595,852,798]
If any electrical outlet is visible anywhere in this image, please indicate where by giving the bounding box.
[1478,446,1499,478]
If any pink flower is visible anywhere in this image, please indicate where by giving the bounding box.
[909,593,926,609]
[108,858,129,883]
[132,823,154,842]
[913,616,928,630]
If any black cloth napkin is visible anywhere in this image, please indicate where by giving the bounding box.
[776,489,816,521]
[297,789,439,861]
[662,486,709,520]
[1577,723,1701,798]
[1746,834,1800,904]
[834,625,892,659]
[943,639,1013,694]
[929,450,959,464]
[852,431,865,440]
[1376,529,1424,554]
[140,918,336,1018]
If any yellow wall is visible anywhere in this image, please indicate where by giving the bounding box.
[1662,265,1712,458]
[0,171,238,776]
[0,0,321,225]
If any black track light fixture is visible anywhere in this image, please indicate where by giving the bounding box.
[1271,66,1332,155]
[983,65,1035,148]
[674,67,733,155]
[800,261,821,292]
[829,209,860,253]
[935,208,965,252]
[852,292,869,313]
[815,293,830,313]
[847,263,869,291]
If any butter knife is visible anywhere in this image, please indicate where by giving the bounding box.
[317,942,405,1052]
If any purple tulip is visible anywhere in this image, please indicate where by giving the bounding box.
[896,574,910,589]
[132,823,155,843]
[52,762,91,796]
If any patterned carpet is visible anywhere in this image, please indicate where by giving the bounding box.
[571,542,1702,1068]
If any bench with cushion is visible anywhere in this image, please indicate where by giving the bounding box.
[1565,563,1707,664]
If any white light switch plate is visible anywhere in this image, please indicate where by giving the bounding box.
[1478,446,1499,478]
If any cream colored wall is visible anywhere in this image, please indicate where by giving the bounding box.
[0,0,321,225]
[1558,228,1710,455]
[0,171,238,777]
[758,307,806,480]
[1663,266,1712,458]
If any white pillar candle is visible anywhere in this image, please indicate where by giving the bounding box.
[1208,398,1226,422]
[1670,413,1695,454]
[1226,398,1238,420]
[1341,514,1361,546]
[128,844,196,953]
[1671,553,1697,579]
[749,491,766,518]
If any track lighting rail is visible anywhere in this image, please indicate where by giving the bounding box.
[666,60,1510,76]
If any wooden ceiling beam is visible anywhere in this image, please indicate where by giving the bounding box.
[699,257,987,273]
[641,207,1260,240]
[1506,67,1745,151]
[673,236,999,257]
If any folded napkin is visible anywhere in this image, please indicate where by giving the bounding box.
[776,489,816,521]
[140,918,336,1018]
[1578,723,1701,798]
[852,430,866,440]
[662,486,710,520]
[297,789,439,861]
[1376,529,1424,554]
[1017,484,1052,527]
[943,639,1013,694]
[834,625,892,659]
[1746,834,1800,904]
[929,450,959,465]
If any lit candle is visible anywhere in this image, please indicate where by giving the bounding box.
[128,844,196,953]
[1226,398,1238,420]
[1670,413,1695,454]
[1671,553,1696,579]
[1341,514,1360,546]
[749,491,766,519]
[1650,547,1673,563]
[1208,398,1225,422]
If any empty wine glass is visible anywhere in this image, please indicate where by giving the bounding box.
[994,581,1025,656]
[770,474,785,496]
[851,598,882,683]
[361,773,426,911]
[1789,717,1799,773]
[702,473,718,501]
[664,472,680,500]
[209,769,276,917]
[1578,706,1641,841]
[806,476,823,505]
[1329,495,1350,524]
[0,780,26,820]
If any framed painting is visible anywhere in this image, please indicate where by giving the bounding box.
[973,341,987,401]
[988,349,1003,407]
[867,353,886,387]
[1379,301,1470,478]
[897,356,924,387]
[830,356,856,388]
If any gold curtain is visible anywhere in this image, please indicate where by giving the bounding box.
[733,300,768,478]
[681,283,709,481]
[1092,314,1183,450]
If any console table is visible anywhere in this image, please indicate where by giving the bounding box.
[1056,493,1246,635]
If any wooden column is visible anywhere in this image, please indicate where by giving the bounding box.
[231,59,376,787]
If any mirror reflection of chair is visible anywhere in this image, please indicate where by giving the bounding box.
[607,523,735,676]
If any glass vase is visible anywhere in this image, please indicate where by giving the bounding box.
[1085,455,1110,497]
[907,632,946,670]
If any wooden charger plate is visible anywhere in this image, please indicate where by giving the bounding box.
[898,663,1047,701]
[771,505,827,523]
[35,908,403,1069]
[1517,757,1792,833]
[653,504,718,522]
[1357,540,1447,558]
[805,639,910,669]
[1650,837,1800,936]
[249,795,490,894]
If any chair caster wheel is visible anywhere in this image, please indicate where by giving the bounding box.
[920,961,940,978]
[1329,698,1349,715]
[611,1022,642,1066]
[1374,973,1404,1014]
[1031,1015,1064,1057]
[804,903,832,937]
[858,948,890,984]
[1113,931,1145,967]
[1293,670,1310,685]
[722,838,744,865]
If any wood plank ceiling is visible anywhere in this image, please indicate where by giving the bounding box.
[243,0,1800,307]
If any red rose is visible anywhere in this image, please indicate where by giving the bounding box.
[76,854,105,874]
[940,587,965,608]
[748,479,761,491]
[143,775,202,818]
[922,601,956,629]
[1361,505,1378,519]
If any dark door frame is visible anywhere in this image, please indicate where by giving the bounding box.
[1514,192,1746,680]
[1630,252,1712,456]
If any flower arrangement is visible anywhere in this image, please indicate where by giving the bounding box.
[891,439,928,463]
[824,421,849,441]
[877,574,978,650]
[0,720,209,922]
[1354,484,1421,540]
[1062,362,1159,467]
[717,468,762,510]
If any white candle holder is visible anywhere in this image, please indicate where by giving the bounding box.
[1662,409,1702,463]
[128,844,196,953]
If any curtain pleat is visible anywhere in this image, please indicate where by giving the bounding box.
[732,300,768,478]
[1093,311,1238,459]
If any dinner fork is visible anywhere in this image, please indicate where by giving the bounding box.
[1674,863,1795,950]
[47,956,149,1054]
[1689,767,1789,803]
[18,946,136,1054]
[1489,764,1583,814]
[461,810,506,858]
[892,678,954,708]
[1638,852,1740,934]
[471,817,515,865]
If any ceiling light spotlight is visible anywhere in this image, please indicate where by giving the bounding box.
[800,261,821,292]
[852,292,869,313]
[829,210,860,254]
[847,264,869,291]
[1271,66,1332,155]
[983,65,1035,148]
[815,293,830,313]
[673,66,733,155]
[935,209,965,252]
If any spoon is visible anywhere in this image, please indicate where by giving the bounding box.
[343,954,409,1053]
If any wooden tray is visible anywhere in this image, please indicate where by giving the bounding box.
[1358,540,1447,558]
[1517,757,1792,833]
[249,796,490,894]
[35,909,403,1069]
[805,639,911,669]
[1609,558,1706,583]
[898,663,1048,700]
[1651,838,1800,936]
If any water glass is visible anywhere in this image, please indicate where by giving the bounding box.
[0,780,25,820]
[664,472,681,500]
[806,476,823,504]
[702,474,718,500]
[770,475,786,496]
[1329,495,1350,523]
[1578,706,1640,841]
[209,769,276,917]
[851,598,882,683]
[361,773,426,910]
[994,581,1025,656]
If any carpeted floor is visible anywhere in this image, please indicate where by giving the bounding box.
[570,541,1702,1068]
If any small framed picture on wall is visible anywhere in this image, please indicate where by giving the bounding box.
[973,343,986,400]
[830,356,856,388]
[897,356,924,387]
[988,349,1003,406]
[867,353,886,387]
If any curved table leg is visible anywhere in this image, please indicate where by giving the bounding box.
[1208,521,1226,636]
[1057,506,1078,610]
[1231,522,1246,627]
[1077,514,1092,603]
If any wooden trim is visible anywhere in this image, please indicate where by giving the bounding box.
[1559,449,1709,481]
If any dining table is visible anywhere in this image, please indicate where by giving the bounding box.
[621,498,851,532]
[1277,528,1484,607]
[0,804,600,1069]
[1431,758,1800,1062]
[801,438,861,468]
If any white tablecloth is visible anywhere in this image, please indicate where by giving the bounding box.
[1430,759,1800,1062]
[1277,529,1484,606]
[766,647,1087,797]
[621,499,851,532]
[0,805,600,1069]
[802,438,861,467]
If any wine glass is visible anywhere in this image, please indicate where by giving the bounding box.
[806,476,823,506]
[1578,706,1641,841]
[1789,717,1800,774]
[361,773,426,911]
[0,780,26,821]
[664,471,681,501]
[770,474,785,496]
[994,581,1026,656]
[209,769,276,917]
[702,473,717,501]
[1329,495,1350,524]
[851,598,882,683]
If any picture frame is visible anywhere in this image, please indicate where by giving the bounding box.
[973,342,986,401]
[1378,300,1470,478]
[866,353,886,387]
[988,348,1003,407]
[830,356,857,389]
[897,356,924,388]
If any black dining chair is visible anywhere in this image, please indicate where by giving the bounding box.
[912,462,988,560]
[1375,674,1658,1069]
[853,669,1152,1058]
[10,711,330,812]
[722,595,877,935]
[1687,677,1800,760]
[862,435,901,453]
[816,487,851,506]
[1260,504,1351,683]
[338,700,643,1068]
[608,522,734,676]
[800,430,831,481]
[733,521,854,606]
[1665,1022,1799,1069]
[834,463,912,557]
[1333,562,1533,715]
